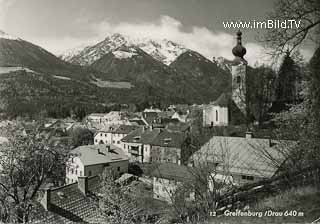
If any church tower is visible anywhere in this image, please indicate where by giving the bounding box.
[231,30,247,116]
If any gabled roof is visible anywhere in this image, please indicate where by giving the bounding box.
[213,93,229,107]
[87,113,106,118]
[151,163,194,182]
[142,112,159,125]
[71,144,128,166]
[121,127,161,144]
[192,136,296,178]
[150,129,185,148]
[113,124,139,134]
[96,124,138,135]
[32,176,103,223]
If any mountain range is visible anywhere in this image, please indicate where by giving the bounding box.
[61,33,187,66]
[0,31,231,117]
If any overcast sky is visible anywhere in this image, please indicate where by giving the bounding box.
[0,0,315,64]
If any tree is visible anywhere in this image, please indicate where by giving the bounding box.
[70,127,93,147]
[167,140,235,223]
[306,45,320,164]
[262,0,320,56]
[72,106,87,121]
[275,52,301,107]
[97,171,139,224]
[0,121,71,223]
[247,65,276,124]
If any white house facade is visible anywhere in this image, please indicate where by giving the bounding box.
[66,144,129,184]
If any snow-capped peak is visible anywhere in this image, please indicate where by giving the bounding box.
[0,30,19,40]
[60,33,188,66]
[112,47,138,59]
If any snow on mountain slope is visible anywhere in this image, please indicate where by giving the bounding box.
[0,30,20,40]
[60,33,187,66]
[112,48,138,59]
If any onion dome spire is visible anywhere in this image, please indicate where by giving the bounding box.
[232,30,246,58]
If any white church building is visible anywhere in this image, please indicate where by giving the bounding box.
[203,30,247,127]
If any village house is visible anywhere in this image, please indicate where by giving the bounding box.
[150,129,187,165]
[121,127,162,163]
[66,144,128,184]
[171,110,189,123]
[86,111,130,128]
[94,124,138,148]
[151,163,195,203]
[203,93,229,127]
[190,133,295,185]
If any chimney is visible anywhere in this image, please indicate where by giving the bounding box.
[245,131,253,139]
[78,176,88,195]
[269,139,275,147]
[40,188,51,211]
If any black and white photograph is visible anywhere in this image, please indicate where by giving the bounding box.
[0,0,319,223]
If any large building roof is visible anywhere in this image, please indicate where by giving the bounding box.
[192,136,296,178]
[121,127,161,145]
[96,124,138,135]
[71,144,128,166]
[150,129,185,148]
[31,176,104,223]
[151,163,194,182]
[213,93,229,107]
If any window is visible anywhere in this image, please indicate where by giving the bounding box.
[75,170,77,175]
[242,175,254,181]
[112,140,115,144]
[117,141,120,144]
[236,76,241,84]
[95,139,98,142]
[71,168,74,174]
[117,167,120,172]
[216,110,218,122]
[145,146,148,152]
[66,178,69,184]
[88,170,92,176]
[100,133,102,137]
[105,134,107,137]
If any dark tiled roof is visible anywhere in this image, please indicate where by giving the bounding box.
[96,124,138,135]
[150,163,194,182]
[31,176,103,224]
[121,128,161,145]
[150,129,185,148]
[213,93,229,107]
[129,118,148,126]
[142,112,159,125]
[113,124,139,134]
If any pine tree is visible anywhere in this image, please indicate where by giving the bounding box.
[275,52,300,107]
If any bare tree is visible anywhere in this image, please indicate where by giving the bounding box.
[0,121,71,223]
[158,138,236,223]
[262,0,320,56]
